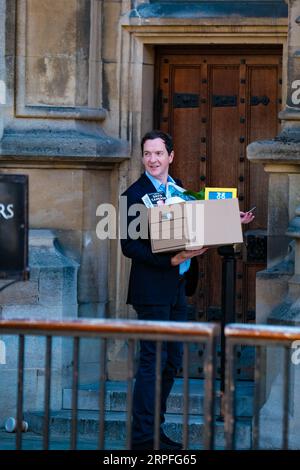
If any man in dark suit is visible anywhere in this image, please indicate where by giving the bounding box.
[120,130,208,450]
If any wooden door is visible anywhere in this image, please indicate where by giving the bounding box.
[155,47,282,374]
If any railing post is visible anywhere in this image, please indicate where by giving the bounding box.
[217,245,239,394]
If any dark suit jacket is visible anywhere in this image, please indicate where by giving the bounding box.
[120,173,198,305]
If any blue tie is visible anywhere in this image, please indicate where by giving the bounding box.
[158,183,166,195]
[157,182,190,275]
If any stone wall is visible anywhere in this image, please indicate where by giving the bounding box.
[0,0,128,319]
[0,0,128,402]
[0,229,78,426]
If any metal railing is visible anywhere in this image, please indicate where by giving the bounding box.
[224,323,300,450]
[0,318,220,450]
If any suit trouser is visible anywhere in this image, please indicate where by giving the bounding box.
[132,278,187,444]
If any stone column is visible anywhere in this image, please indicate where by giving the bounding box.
[280,0,300,125]
[286,206,300,306]
[247,0,300,449]
[248,0,300,324]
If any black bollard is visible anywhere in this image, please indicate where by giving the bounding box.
[217,244,239,394]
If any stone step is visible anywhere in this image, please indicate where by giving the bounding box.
[24,410,252,450]
[62,379,254,417]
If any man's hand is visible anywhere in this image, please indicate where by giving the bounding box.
[171,247,209,267]
[240,211,255,225]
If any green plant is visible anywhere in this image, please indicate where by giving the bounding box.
[183,188,205,200]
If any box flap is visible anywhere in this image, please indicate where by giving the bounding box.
[203,198,243,245]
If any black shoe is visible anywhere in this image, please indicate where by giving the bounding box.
[131,437,182,450]
[160,430,183,449]
[131,439,154,450]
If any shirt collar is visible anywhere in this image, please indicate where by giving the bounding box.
[145,171,175,192]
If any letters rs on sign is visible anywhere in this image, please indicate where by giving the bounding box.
[291,80,300,105]
[0,204,14,219]
[0,174,29,280]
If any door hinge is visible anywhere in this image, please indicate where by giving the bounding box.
[250,95,270,106]
[212,95,237,107]
[173,93,199,108]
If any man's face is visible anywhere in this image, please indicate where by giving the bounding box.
[142,138,174,182]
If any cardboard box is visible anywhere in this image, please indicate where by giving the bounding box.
[149,198,243,253]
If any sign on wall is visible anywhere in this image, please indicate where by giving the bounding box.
[0,174,29,280]
[290,79,300,107]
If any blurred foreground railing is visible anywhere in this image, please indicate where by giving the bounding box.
[225,323,300,450]
[0,318,220,450]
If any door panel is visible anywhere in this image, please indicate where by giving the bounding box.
[248,65,279,227]
[208,66,241,314]
[242,65,280,322]
[156,47,282,332]
[171,66,202,190]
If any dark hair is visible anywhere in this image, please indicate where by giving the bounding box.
[141,130,173,155]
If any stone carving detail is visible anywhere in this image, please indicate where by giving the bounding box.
[16,0,104,119]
